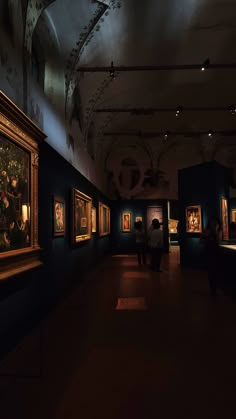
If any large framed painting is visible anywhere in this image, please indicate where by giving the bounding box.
[122,212,131,232]
[53,196,65,237]
[72,189,92,243]
[0,90,45,281]
[99,202,110,236]
[186,205,202,233]
[221,198,229,240]
[91,207,97,233]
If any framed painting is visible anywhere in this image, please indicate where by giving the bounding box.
[231,209,236,223]
[221,198,229,240]
[72,189,92,243]
[99,202,110,236]
[135,216,142,222]
[122,212,131,232]
[186,205,202,233]
[53,196,65,236]
[91,207,96,233]
[0,90,45,281]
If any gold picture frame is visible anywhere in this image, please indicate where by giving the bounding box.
[53,196,65,237]
[0,90,46,281]
[91,207,96,233]
[221,198,229,240]
[186,205,202,233]
[99,202,110,236]
[231,209,236,223]
[122,212,131,232]
[72,189,92,243]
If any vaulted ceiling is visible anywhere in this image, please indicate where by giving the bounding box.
[45,0,236,138]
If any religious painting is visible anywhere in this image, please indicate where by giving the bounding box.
[0,134,31,252]
[169,219,179,234]
[122,212,131,232]
[72,189,92,243]
[135,216,142,222]
[221,198,229,240]
[186,205,202,233]
[147,206,163,232]
[231,209,236,223]
[91,207,96,233]
[0,90,45,280]
[53,196,65,237]
[99,202,110,236]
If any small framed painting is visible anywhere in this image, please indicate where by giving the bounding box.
[186,205,202,233]
[122,212,131,232]
[99,202,110,236]
[53,196,65,237]
[135,216,142,222]
[72,189,92,243]
[231,209,236,223]
[92,207,97,233]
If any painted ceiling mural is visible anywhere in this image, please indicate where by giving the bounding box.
[1,0,236,197]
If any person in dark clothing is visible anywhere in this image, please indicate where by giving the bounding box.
[148,218,163,272]
[200,216,222,296]
[134,221,146,265]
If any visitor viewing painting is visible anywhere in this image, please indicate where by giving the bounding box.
[186,205,202,233]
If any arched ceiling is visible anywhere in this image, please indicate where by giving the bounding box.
[41,0,236,154]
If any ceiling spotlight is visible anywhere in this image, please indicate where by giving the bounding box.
[228,104,236,114]
[109,61,116,80]
[176,105,183,117]
[208,130,213,137]
[164,131,169,139]
[201,58,210,71]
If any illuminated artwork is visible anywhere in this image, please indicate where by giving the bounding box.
[91,207,96,233]
[72,189,92,243]
[221,198,229,240]
[135,216,142,222]
[122,212,131,232]
[168,219,179,234]
[186,206,202,233]
[99,202,110,236]
[53,197,65,236]
[231,209,236,223]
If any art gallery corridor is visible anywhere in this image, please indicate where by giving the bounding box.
[0,247,236,419]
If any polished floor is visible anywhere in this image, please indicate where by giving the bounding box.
[1,247,236,419]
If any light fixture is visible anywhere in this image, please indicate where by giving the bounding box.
[109,61,116,80]
[208,130,213,137]
[228,104,236,114]
[176,106,183,117]
[164,131,169,139]
[201,58,210,71]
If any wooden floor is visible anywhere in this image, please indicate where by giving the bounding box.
[1,247,236,418]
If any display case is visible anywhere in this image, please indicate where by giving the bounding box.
[0,91,46,280]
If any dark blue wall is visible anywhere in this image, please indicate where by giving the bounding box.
[110,199,169,254]
[0,142,111,358]
[178,161,230,268]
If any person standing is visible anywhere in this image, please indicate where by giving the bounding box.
[134,221,146,265]
[200,216,222,296]
[149,218,163,272]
